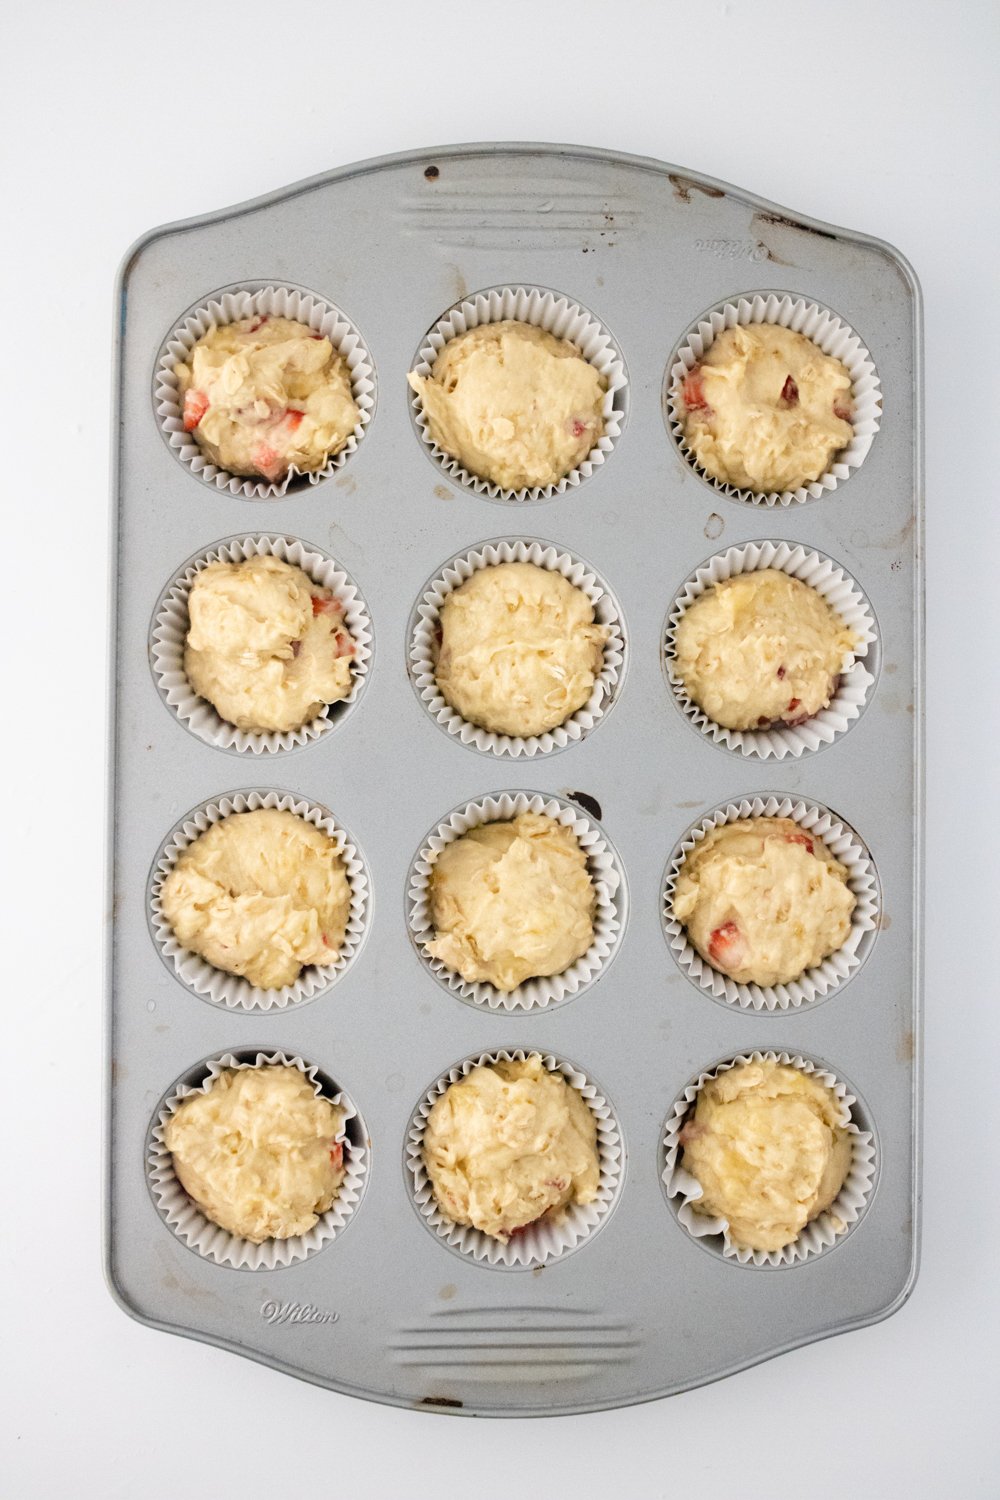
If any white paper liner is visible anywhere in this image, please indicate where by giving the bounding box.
[154,285,375,499]
[664,541,878,759]
[409,539,625,757]
[662,795,879,1011]
[407,791,626,1012]
[150,533,373,755]
[666,293,882,506]
[148,1050,368,1270]
[406,1049,623,1268]
[408,285,628,501]
[149,790,370,1011]
[662,1049,877,1267]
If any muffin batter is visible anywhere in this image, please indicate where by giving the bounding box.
[673,569,856,730]
[423,1055,600,1241]
[184,555,355,734]
[672,817,855,987]
[435,562,608,737]
[175,315,359,482]
[165,1065,346,1243]
[408,320,606,489]
[679,324,854,491]
[426,812,596,992]
[160,808,350,990]
[680,1060,852,1251]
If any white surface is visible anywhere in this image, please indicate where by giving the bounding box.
[3,1,998,1494]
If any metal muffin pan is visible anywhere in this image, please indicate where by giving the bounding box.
[105,142,922,1415]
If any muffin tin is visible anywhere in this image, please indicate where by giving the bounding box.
[106,142,922,1415]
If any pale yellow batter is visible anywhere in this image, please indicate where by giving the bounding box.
[408,320,606,490]
[672,817,855,987]
[435,562,608,737]
[674,569,856,731]
[184,555,356,734]
[165,1065,346,1243]
[160,808,350,990]
[175,315,359,481]
[680,1061,852,1251]
[423,1055,600,1241]
[680,324,854,491]
[426,812,596,992]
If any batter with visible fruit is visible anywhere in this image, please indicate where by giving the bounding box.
[679,1060,852,1252]
[425,812,597,992]
[164,1065,347,1243]
[408,320,605,490]
[672,568,856,731]
[679,324,853,492]
[160,808,351,990]
[671,816,855,987]
[175,315,359,481]
[422,1055,600,1242]
[184,554,355,734]
[434,561,609,738]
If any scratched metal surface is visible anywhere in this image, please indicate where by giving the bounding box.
[105,143,922,1416]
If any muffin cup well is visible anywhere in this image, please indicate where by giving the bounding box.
[662,794,879,1011]
[147,1049,368,1270]
[154,284,375,499]
[663,540,878,759]
[407,791,626,1012]
[150,533,373,755]
[666,292,882,506]
[661,1049,877,1267]
[149,790,370,1011]
[408,285,628,502]
[405,1048,623,1268]
[409,538,625,758]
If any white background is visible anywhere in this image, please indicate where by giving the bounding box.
[3,2,998,1495]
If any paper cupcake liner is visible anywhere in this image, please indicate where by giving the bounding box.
[661,1049,877,1267]
[663,541,878,759]
[408,285,628,502]
[662,794,880,1011]
[409,538,625,758]
[150,533,374,755]
[154,284,375,499]
[405,1048,623,1268]
[407,791,626,1012]
[149,790,370,1011]
[147,1049,369,1270]
[666,293,882,506]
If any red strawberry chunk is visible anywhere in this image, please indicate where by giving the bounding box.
[329,1141,343,1170]
[780,375,799,406]
[182,389,209,431]
[682,369,708,412]
[708,920,747,971]
[251,442,282,480]
[568,417,589,439]
[787,698,801,712]
[245,316,269,334]
[776,665,786,679]
[833,398,853,422]
[283,408,304,431]
[333,630,354,660]
[311,594,341,618]
[783,831,815,855]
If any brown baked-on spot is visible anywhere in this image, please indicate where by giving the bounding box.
[565,790,602,822]
[424,164,440,181]
[420,1395,463,1409]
